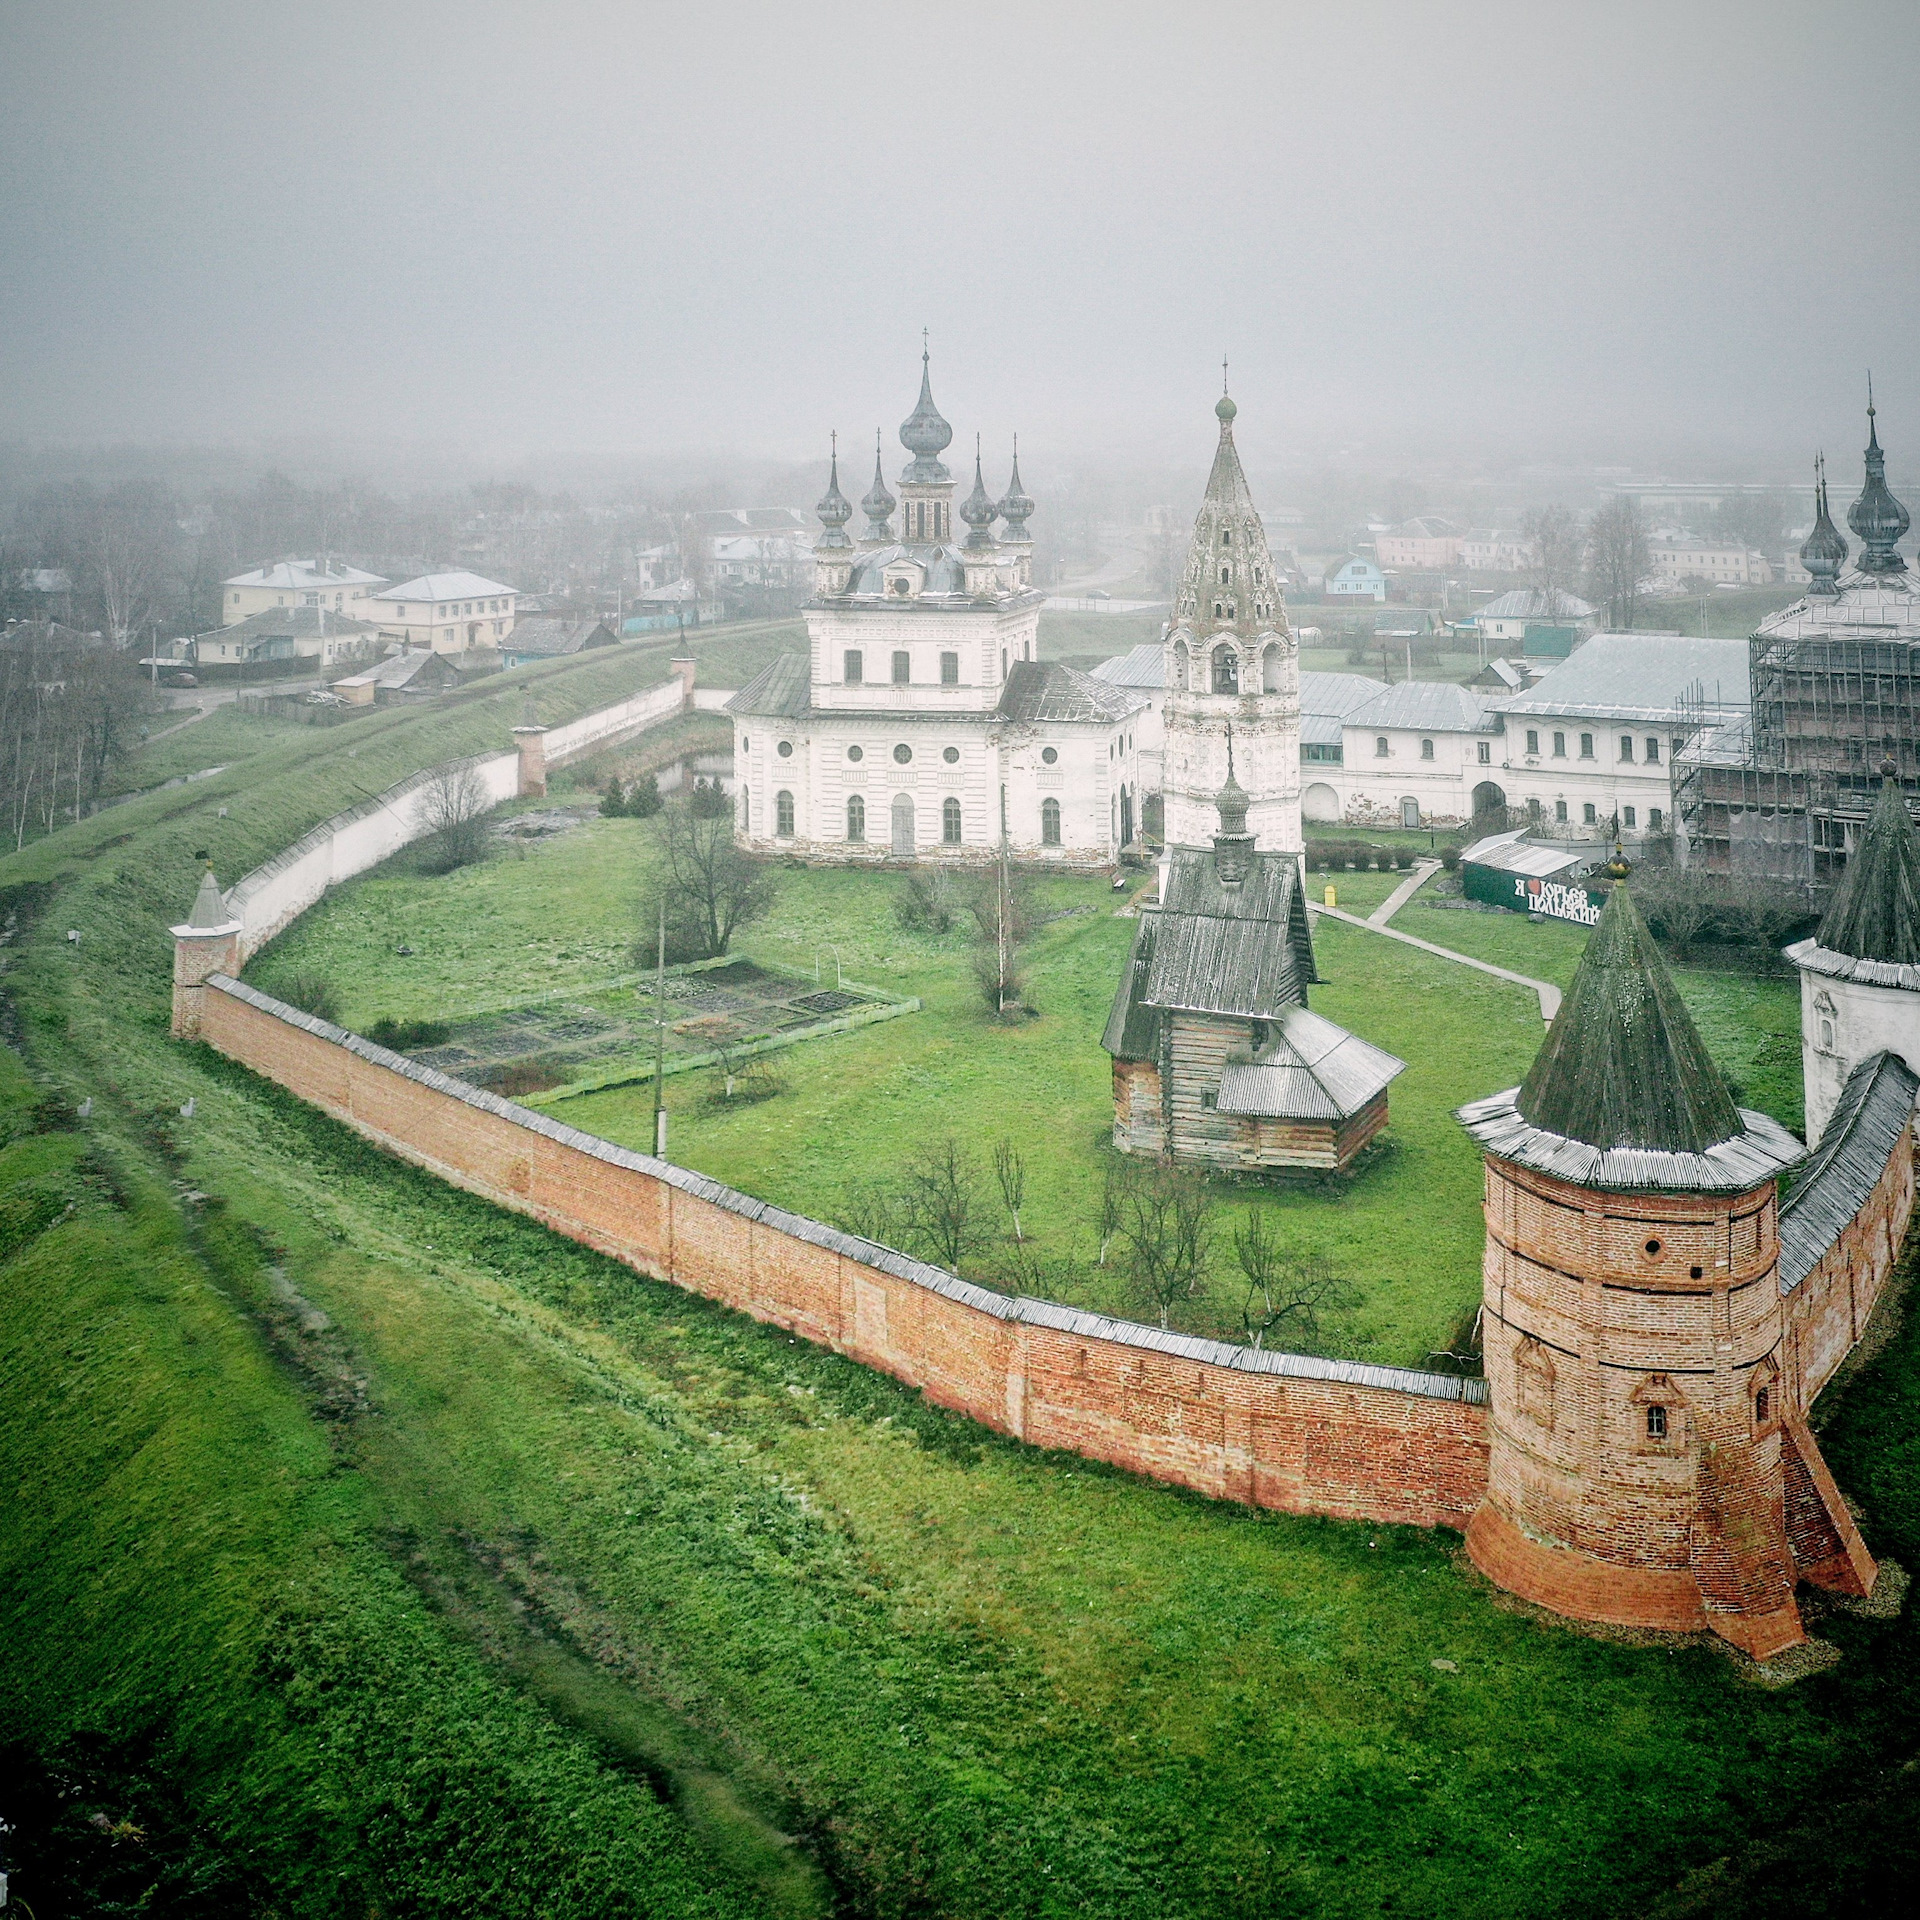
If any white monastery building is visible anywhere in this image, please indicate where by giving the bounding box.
[728,352,1150,865]
[371,572,519,654]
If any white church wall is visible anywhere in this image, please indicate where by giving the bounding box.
[1800,969,1920,1144]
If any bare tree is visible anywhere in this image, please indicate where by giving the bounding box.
[1522,505,1584,618]
[967,845,1033,1018]
[1233,1213,1361,1353]
[656,797,777,957]
[1095,1157,1127,1266]
[1114,1161,1215,1330]
[902,1138,985,1270]
[1586,497,1650,631]
[417,762,494,872]
[992,1138,1027,1243]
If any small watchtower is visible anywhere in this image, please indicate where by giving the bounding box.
[1786,775,1920,1143]
[1457,884,1874,1661]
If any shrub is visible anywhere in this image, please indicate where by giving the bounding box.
[687,775,730,819]
[416,763,493,873]
[599,778,626,817]
[1395,849,1416,871]
[625,771,663,819]
[365,1016,453,1051]
[278,972,342,1024]
[895,866,962,935]
[1439,844,1462,872]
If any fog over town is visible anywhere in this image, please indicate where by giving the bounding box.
[14,8,1920,1916]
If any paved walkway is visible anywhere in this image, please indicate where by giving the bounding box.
[1309,898,1562,1022]
[1369,857,1443,927]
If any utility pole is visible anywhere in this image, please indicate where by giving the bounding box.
[652,898,668,1158]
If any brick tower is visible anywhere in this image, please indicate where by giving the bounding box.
[1161,384,1301,853]
[1457,884,1876,1660]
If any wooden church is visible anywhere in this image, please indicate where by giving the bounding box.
[1103,764,1404,1171]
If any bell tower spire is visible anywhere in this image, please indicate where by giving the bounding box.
[1159,378,1302,854]
[1848,377,1911,575]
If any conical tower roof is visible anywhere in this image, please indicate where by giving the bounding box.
[186,866,232,929]
[960,437,998,550]
[860,431,896,542]
[1173,386,1289,642]
[1517,884,1740,1154]
[1816,777,1920,964]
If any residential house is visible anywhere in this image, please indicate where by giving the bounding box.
[1470,587,1597,647]
[1325,556,1388,601]
[222,557,387,626]
[371,571,518,655]
[1648,536,1776,587]
[331,648,461,706]
[499,616,620,670]
[192,606,383,674]
[1376,517,1464,570]
[1460,529,1532,574]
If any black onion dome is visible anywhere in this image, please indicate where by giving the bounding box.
[860,432,896,541]
[960,441,998,550]
[997,437,1034,542]
[1848,399,1911,575]
[814,438,852,550]
[899,347,953,484]
[1800,458,1848,597]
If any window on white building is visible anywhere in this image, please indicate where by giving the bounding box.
[1579,733,1594,759]
[1650,807,1663,830]
[1555,800,1568,822]
[940,651,959,685]
[1624,806,1637,828]
[1420,738,1434,760]
[1477,741,1491,765]
[1620,736,1634,761]
[844,650,863,684]
[1041,798,1061,845]
[892,651,910,685]
[1526,729,1540,755]
[943,796,962,844]
[1375,736,1389,758]
[1552,732,1566,757]
[775,791,794,837]
[1583,803,1597,824]
[1646,737,1660,762]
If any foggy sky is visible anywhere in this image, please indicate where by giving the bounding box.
[3,0,1918,481]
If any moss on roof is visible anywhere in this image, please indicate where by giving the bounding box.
[1516,883,1740,1154]
[1815,778,1920,965]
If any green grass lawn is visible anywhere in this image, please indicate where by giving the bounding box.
[108,704,311,793]
[5,669,1917,1917]
[259,821,1547,1365]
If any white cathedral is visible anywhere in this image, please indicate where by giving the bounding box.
[729,355,1302,866]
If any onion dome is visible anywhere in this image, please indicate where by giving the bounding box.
[1848,386,1910,575]
[1211,729,1255,881]
[813,432,852,551]
[860,430,896,542]
[960,437,998,550]
[996,436,1034,545]
[1217,392,1237,425]
[899,339,953,485]
[1800,454,1848,597]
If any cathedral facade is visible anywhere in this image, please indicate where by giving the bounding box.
[728,353,1149,867]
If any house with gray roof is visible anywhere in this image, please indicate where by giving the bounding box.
[1104,770,1403,1171]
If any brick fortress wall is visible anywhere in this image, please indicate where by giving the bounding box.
[197,976,1490,1530]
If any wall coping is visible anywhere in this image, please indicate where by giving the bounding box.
[1779,1048,1918,1292]
[206,971,1488,1407]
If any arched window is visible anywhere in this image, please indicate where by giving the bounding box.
[1211,645,1239,695]
[1375,736,1389,758]
[1213,601,1223,618]
[775,790,794,837]
[1260,641,1282,694]
[1219,565,1231,585]
[1041,797,1062,845]
[942,796,962,843]
[1171,638,1190,691]
[1220,528,1231,547]
[1420,737,1434,760]
[846,794,865,842]
[1754,1386,1771,1426]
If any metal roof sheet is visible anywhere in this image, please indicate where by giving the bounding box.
[1460,829,1591,880]
[1473,587,1596,621]
[1089,642,1167,688]
[726,651,814,717]
[1216,1006,1406,1120]
[1490,632,1750,722]
[374,570,517,602]
[1348,680,1492,734]
[1785,936,1920,993]
[1779,1050,1918,1290]
[999,659,1146,724]
[1101,912,1162,1060]
[1456,1087,1803,1192]
[1299,670,1388,719]
[208,971,1485,1406]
